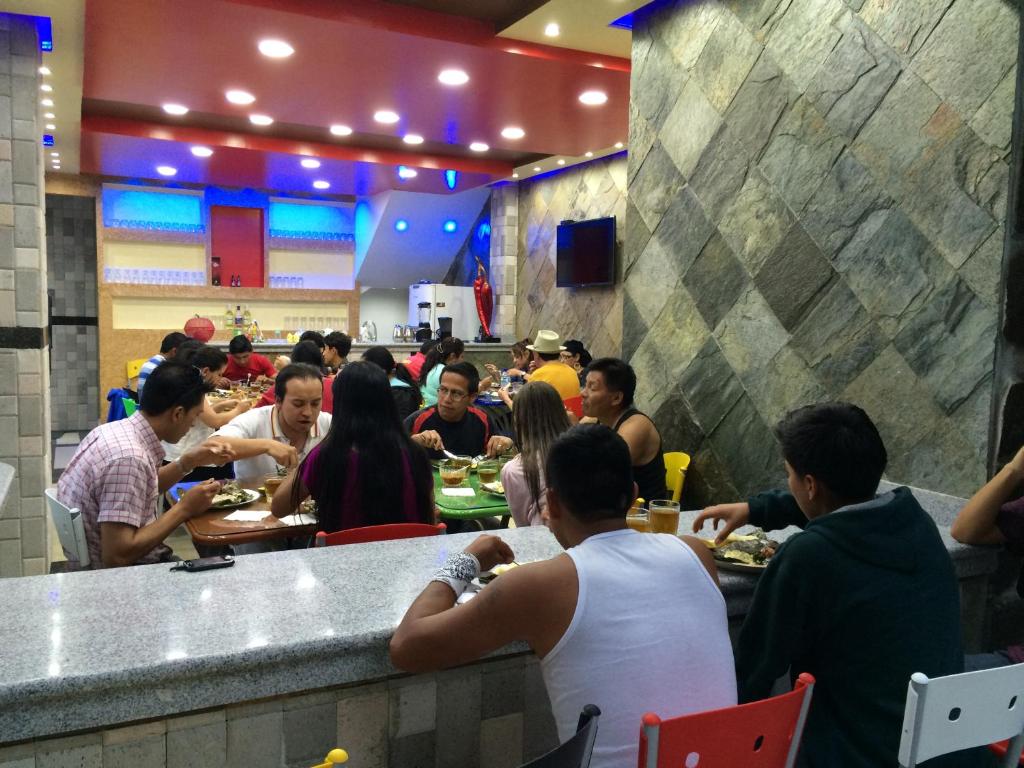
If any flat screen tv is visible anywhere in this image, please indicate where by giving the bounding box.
[556,216,616,288]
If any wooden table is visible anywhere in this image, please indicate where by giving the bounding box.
[168,479,317,546]
[433,469,510,525]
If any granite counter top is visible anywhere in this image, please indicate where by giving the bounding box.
[0,483,997,743]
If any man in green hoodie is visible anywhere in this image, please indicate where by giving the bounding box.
[694,403,974,767]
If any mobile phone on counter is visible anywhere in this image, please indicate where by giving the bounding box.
[171,555,235,572]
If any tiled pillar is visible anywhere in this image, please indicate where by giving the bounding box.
[488,183,519,341]
[0,14,51,578]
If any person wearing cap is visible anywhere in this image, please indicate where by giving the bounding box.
[524,330,581,401]
[560,339,593,386]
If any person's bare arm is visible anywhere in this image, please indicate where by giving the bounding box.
[156,440,235,492]
[616,416,659,466]
[680,534,720,587]
[270,470,308,518]
[100,480,220,567]
[951,447,1024,545]
[208,436,298,467]
[199,398,251,429]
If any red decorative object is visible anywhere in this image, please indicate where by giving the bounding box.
[184,314,215,342]
[473,258,493,338]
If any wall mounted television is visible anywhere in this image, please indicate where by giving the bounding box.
[556,216,616,288]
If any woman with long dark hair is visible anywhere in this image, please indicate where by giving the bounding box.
[500,381,571,527]
[362,345,422,420]
[271,361,434,532]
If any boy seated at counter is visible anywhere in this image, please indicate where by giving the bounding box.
[694,402,971,768]
[391,424,735,768]
[221,335,277,384]
[323,331,352,373]
[136,331,188,397]
[405,361,513,459]
[210,363,330,481]
[57,362,235,568]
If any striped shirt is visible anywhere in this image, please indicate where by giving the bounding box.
[135,354,164,397]
[57,412,171,568]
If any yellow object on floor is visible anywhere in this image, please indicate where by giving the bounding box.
[664,452,691,503]
[310,749,348,767]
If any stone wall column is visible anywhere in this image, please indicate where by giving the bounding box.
[0,14,51,578]
[489,183,519,341]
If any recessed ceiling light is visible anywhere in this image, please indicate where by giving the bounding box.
[438,69,469,86]
[615,142,624,149]
[156,165,177,176]
[41,98,53,107]
[249,114,273,126]
[512,173,519,179]
[398,166,418,179]
[585,151,593,158]
[501,126,525,140]
[395,219,409,232]
[300,158,321,168]
[544,22,560,37]
[313,180,330,190]
[557,159,565,165]
[162,103,189,116]
[258,39,294,58]
[191,146,213,157]
[40,83,52,92]
[443,220,457,233]
[469,142,489,152]
[374,110,400,124]
[533,166,541,172]
[579,90,608,106]
[50,151,59,157]
[403,134,424,145]
[39,66,51,75]
[45,123,55,130]
[330,124,353,136]
[225,89,256,105]
[44,112,55,119]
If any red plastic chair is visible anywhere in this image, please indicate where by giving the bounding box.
[314,522,446,547]
[638,673,816,768]
[989,740,1024,765]
[563,395,584,420]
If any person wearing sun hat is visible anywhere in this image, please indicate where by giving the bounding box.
[526,330,582,400]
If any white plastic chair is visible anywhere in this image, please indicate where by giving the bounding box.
[898,664,1024,767]
[44,488,91,568]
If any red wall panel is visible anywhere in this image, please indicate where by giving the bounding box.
[210,206,264,288]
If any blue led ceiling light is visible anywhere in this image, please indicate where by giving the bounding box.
[444,170,458,190]
[395,219,409,232]
[477,222,491,241]
[42,135,54,147]
[443,220,457,234]
[37,17,53,51]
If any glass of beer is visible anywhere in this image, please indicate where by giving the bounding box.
[477,460,499,484]
[440,460,469,488]
[626,510,651,533]
[648,499,681,534]
[264,474,284,502]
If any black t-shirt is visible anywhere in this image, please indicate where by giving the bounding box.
[404,406,506,459]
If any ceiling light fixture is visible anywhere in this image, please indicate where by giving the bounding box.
[50,151,59,157]
[557,159,565,165]
[162,103,189,116]
[469,142,489,152]
[41,98,53,107]
[156,165,177,176]
[249,114,273,126]
[585,151,593,158]
[615,141,624,149]
[578,90,608,106]
[44,112,55,119]
[45,123,55,130]
[300,158,321,168]
[313,180,330,190]
[544,22,560,37]
[329,124,353,136]
[512,173,519,179]
[39,66,51,75]
[438,69,469,86]
[225,89,256,105]
[501,126,525,140]
[397,166,418,180]
[443,220,457,233]
[395,219,409,232]
[374,110,400,124]
[40,83,52,92]
[403,134,424,145]
[258,39,294,58]
[191,146,213,157]
[533,166,541,172]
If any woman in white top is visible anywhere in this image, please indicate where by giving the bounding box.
[501,381,571,527]
[163,345,251,480]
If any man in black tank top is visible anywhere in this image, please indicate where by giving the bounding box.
[581,358,668,502]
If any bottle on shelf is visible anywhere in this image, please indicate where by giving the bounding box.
[223,305,233,329]
[243,305,252,326]
[234,305,243,327]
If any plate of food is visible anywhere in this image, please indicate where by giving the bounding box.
[480,481,505,497]
[473,561,518,587]
[210,482,262,510]
[700,529,779,573]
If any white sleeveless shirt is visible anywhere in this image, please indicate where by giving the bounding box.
[541,529,737,768]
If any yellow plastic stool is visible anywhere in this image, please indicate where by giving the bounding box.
[310,748,348,767]
[663,452,691,503]
[126,358,148,382]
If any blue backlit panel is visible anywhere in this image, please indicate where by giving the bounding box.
[610,0,672,30]
[36,17,53,51]
[102,187,204,232]
[268,201,354,241]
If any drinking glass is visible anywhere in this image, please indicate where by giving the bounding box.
[626,510,651,533]
[439,461,469,488]
[477,460,499,485]
[648,500,681,534]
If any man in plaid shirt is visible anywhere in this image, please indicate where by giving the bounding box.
[58,361,236,568]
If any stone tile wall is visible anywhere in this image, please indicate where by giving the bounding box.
[44,193,99,432]
[490,184,518,342]
[0,15,51,578]
[625,0,1018,503]
[516,156,626,358]
[0,655,559,768]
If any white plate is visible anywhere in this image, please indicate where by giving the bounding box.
[210,488,262,510]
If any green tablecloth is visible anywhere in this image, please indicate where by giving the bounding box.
[433,469,509,521]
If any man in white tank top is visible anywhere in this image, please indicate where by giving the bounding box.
[391,425,736,767]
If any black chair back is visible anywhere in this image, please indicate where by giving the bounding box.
[521,704,601,768]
